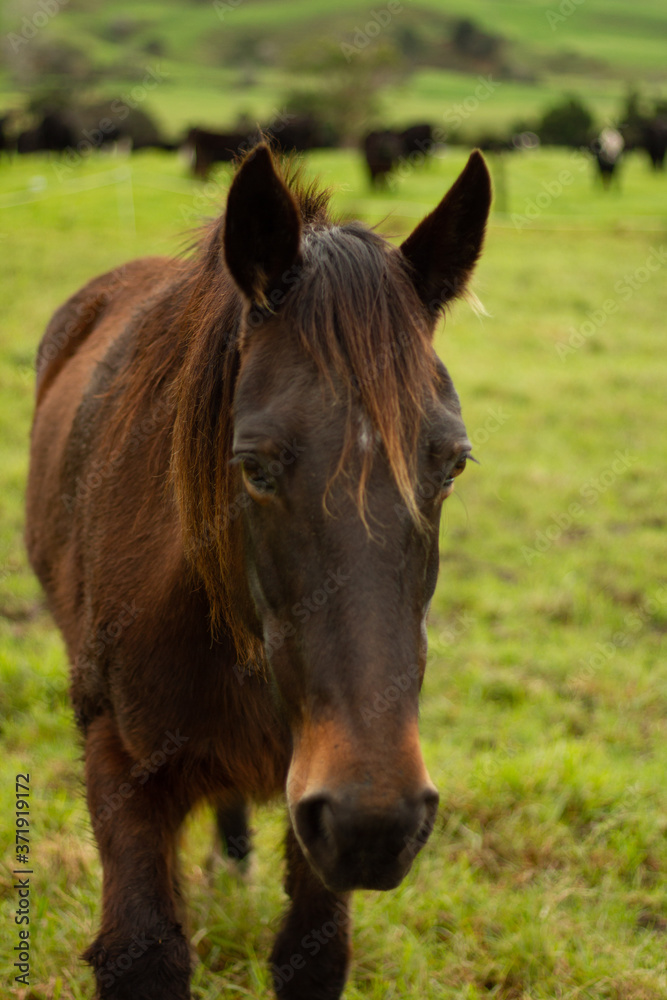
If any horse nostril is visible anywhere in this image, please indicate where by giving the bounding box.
[294,794,335,855]
[422,787,440,823]
[412,787,439,851]
[296,787,439,858]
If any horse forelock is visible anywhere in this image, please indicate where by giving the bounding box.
[289,222,438,525]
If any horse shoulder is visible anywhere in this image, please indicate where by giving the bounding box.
[34,256,176,406]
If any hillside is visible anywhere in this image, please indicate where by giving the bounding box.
[1,0,666,141]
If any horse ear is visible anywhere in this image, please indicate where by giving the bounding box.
[223,144,302,308]
[400,150,492,314]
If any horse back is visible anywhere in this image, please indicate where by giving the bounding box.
[25,256,180,650]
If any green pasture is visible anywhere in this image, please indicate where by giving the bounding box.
[135,69,659,145]
[1,144,666,999]
[0,61,644,148]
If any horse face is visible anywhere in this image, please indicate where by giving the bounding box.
[225,146,491,893]
[232,342,471,891]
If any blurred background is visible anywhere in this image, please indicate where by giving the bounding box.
[1,2,666,999]
[1,0,667,204]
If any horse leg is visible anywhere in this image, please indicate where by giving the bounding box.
[206,796,252,875]
[216,796,252,862]
[83,714,192,1000]
[270,825,351,1000]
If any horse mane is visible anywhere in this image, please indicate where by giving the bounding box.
[107,151,439,667]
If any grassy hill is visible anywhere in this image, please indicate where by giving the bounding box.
[1,0,666,142]
[13,0,667,77]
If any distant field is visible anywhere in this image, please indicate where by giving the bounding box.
[1,145,666,998]
[420,0,667,73]
[32,0,667,76]
[1,0,667,145]
[126,69,648,143]
[0,65,630,147]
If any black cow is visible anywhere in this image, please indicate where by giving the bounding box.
[642,118,667,170]
[263,114,337,154]
[362,124,436,187]
[17,110,76,154]
[184,128,251,179]
[399,123,434,157]
[0,115,13,155]
[186,117,338,179]
[362,130,404,186]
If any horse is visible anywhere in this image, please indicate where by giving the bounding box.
[25,143,491,999]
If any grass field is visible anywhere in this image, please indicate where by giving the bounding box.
[1,142,666,999]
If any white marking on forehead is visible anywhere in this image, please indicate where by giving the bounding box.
[357,414,381,452]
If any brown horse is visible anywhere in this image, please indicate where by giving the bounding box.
[25,144,491,999]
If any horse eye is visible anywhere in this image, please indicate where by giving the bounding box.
[438,453,470,498]
[240,457,276,497]
[451,454,469,477]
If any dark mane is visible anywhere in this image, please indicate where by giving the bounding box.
[105,153,438,663]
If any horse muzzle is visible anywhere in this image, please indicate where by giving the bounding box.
[286,715,439,891]
[293,784,439,892]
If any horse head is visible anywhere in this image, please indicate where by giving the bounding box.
[223,145,491,892]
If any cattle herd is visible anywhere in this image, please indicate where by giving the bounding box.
[1,103,666,187]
